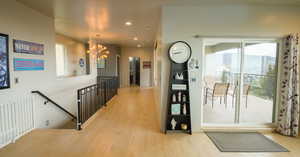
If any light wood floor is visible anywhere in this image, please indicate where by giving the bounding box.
[0,87,300,157]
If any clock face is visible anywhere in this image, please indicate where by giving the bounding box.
[169,41,191,64]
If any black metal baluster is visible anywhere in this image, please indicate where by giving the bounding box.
[76,76,119,129]
[77,90,82,130]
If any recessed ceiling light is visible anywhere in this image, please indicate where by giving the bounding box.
[137,44,142,48]
[133,37,138,41]
[125,21,132,26]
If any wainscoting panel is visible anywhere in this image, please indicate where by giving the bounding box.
[0,96,35,148]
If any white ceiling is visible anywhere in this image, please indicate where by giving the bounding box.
[16,0,300,47]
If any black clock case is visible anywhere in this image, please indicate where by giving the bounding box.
[165,41,192,134]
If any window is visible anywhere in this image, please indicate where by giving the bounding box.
[55,44,67,77]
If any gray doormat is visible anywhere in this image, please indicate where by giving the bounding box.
[205,132,289,152]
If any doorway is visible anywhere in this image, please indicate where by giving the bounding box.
[202,39,279,126]
[129,57,140,86]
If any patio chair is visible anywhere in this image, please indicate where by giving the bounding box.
[227,84,251,108]
[204,76,217,90]
[205,83,230,108]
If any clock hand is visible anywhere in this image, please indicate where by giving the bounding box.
[173,51,182,54]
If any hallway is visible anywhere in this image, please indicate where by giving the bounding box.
[1,87,300,157]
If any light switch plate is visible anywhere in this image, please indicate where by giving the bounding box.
[14,77,19,84]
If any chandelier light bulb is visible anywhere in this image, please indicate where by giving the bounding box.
[125,21,132,26]
[88,36,109,61]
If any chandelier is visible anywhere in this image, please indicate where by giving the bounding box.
[87,35,110,60]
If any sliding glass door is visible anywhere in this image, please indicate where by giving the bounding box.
[203,42,241,124]
[239,42,278,124]
[202,39,278,125]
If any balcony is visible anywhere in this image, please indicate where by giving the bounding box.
[203,72,275,124]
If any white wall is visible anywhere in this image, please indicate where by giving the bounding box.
[155,4,300,132]
[0,0,97,129]
[153,23,165,131]
[162,5,300,42]
[97,44,121,76]
[120,47,153,88]
[56,34,88,77]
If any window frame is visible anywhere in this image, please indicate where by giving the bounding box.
[55,43,68,77]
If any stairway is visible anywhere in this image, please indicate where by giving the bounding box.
[58,120,77,129]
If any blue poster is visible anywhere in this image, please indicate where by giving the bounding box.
[14,58,44,71]
[79,58,85,67]
[13,39,44,55]
[0,34,9,89]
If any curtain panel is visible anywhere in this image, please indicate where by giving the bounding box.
[277,33,299,137]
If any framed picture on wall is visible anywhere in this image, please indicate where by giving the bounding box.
[143,61,151,69]
[97,58,106,69]
[0,33,10,89]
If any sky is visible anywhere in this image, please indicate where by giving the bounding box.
[215,43,277,57]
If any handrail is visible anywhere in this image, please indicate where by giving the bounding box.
[31,91,77,120]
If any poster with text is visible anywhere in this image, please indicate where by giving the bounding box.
[13,39,44,55]
[14,58,44,71]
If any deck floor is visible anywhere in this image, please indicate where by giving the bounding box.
[203,95,273,124]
